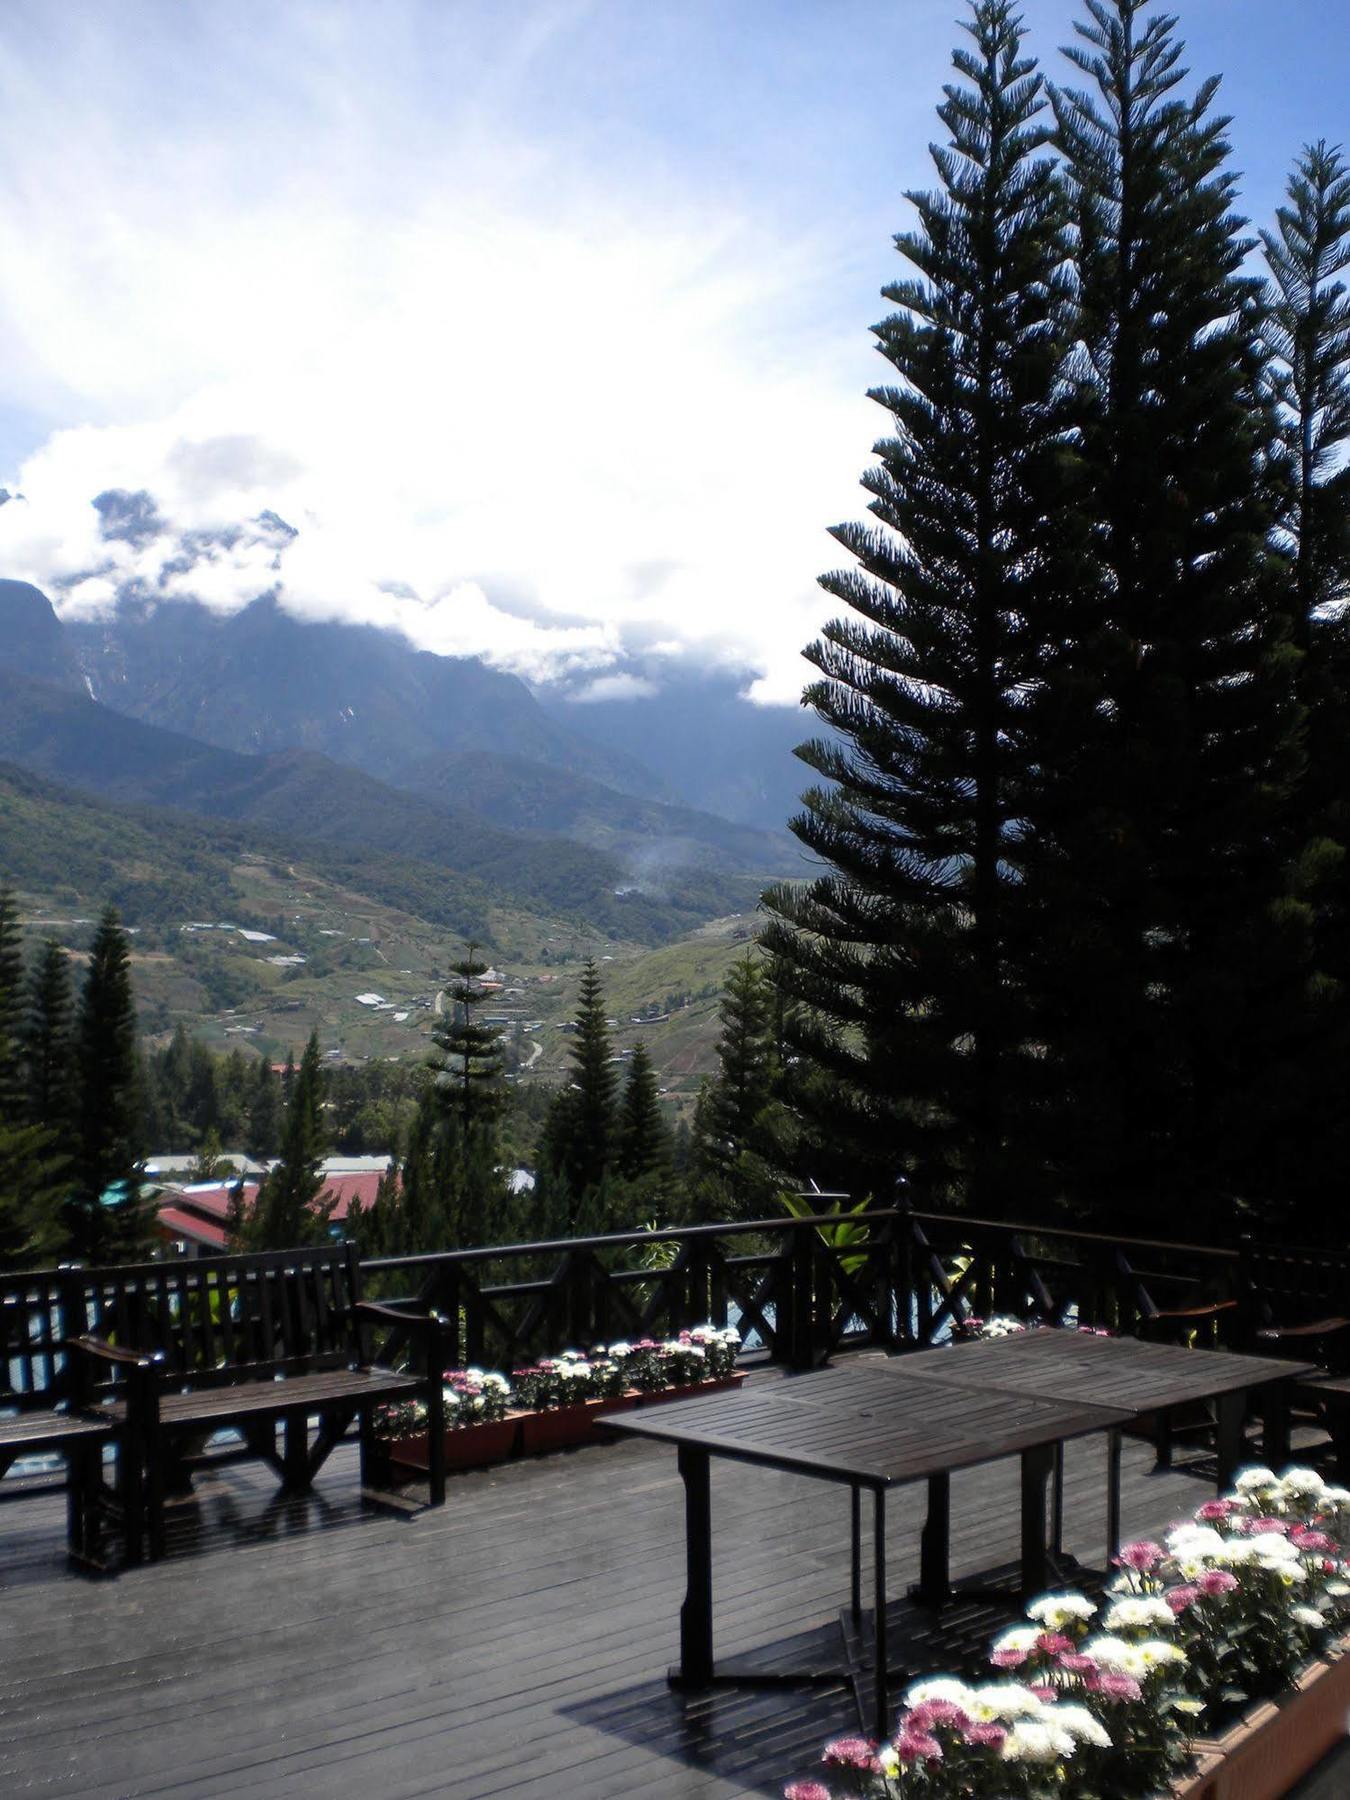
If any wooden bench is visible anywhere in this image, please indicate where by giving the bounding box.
[1239,1238,1350,1372]
[71,1244,446,1561]
[1,1268,147,1569]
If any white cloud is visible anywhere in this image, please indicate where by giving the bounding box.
[567,673,659,704]
[0,1,881,702]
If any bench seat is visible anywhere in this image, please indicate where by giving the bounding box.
[0,1410,115,1454]
[109,1367,421,1429]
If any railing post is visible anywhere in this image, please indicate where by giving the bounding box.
[789,1224,816,1370]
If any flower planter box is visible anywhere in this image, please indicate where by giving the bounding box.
[1168,1644,1350,1800]
[383,1372,749,1471]
[387,1412,523,1475]
[521,1402,597,1456]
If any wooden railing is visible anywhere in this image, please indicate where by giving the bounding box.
[0,1208,1256,1439]
[366,1210,907,1373]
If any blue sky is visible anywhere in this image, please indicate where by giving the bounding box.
[1,0,1347,700]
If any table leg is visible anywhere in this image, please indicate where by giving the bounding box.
[1107,1429,1122,1565]
[1052,1441,1065,1555]
[873,1490,889,1742]
[1019,1444,1054,1598]
[1215,1391,1245,1491]
[674,1444,714,1686]
[918,1472,951,1606]
[850,1485,862,1625]
[1260,1381,1291,1471]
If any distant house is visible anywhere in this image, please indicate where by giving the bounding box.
[156,1160,396,1256]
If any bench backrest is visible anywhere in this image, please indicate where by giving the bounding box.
[70,1243,365,1385]
[1,1269,72,1411]
[1241,1238,1350,1331]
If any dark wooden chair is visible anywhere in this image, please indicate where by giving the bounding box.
[0,1269,148,1569]
[73,1243,446,1561]
[1239,1238,1350,1372]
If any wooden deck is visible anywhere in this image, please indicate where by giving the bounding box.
[0,1359,1342,1799]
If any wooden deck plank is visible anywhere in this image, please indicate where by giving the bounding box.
[0,1360,1278,1799]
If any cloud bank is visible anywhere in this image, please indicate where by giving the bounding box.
[0,1,882,702]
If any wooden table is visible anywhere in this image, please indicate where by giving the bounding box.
[602,1363,1130,1738]
[892,1330,1319,1543]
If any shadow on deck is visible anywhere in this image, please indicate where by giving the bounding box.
[0,1363,1298,1800]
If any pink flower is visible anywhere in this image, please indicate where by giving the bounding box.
[1197,1499,1235,1521]
[822,1737,877,1772]
[1198,1569,1238,1597]
[909,1700,970,1731]
[991,1648,1028,1668]
[1090,1671,1144,1702]
[1115,1540,1164,1572]
[1028,1684,1058,1703]
[1057,1652,1098,1674]
[1291,1527,1332,1551]
[785,1784,833,1800]
[1166,1585,1200,1613]
[1036,1632,1074,1656]
[894,1731,943,1764]
[964,1723,1008,1749]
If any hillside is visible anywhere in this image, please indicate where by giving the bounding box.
[1,760,752,1089]
[0,668,774,942]
[0,761,631,1060]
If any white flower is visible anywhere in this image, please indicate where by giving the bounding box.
[1082,1635,1147,1677]
[966,1682,1045,1721]
[1326,1579,1350,1598]
[1279,1468,1328,1500]
[1234,1467,1280,1494]
[1051,1704,1112,1748]
[1001,1719,1074,1762]
[1293,1606,1327,1628]
[1102,1596,1176,1633]
[1026,1592,1098,1628]
[1167,1524,1226,1558]
[904,1677,978,1710]
[1137,1640,1188,1669]
[991,1625,1041,1655]
[1248,1532,1300,1560]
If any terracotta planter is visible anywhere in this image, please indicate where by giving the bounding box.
[1168,1645,1350,1800]
[385,1412,523,1475]
[521,1402,596,1456]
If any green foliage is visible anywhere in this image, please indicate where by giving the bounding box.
[72,906,153,1263]
[617,1042,670,1181]
[24,937,74,1134]
[239,1031,335,1249]
[764,0,1074,1213]
[540,959,618,1196]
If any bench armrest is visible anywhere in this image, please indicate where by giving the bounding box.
[66,1334,154,1369]
[353,1300,442,1332]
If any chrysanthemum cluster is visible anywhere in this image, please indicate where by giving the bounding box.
[784,1465,1350,1799]
[372,1322,742,1432]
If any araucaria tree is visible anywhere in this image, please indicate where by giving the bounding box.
[763,0,1073,1213]
[1036,0,1298,1232]
[72,906,153,1262]
[242,1030,334,1249]
[1259,140,1350,1206]
[0,890,68,1268]
[540,958,618,1202]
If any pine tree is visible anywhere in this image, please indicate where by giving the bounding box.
[246,1055,283,1161]
[73,907,152,1262]
[762,0,1073,1213]
[1036,0,1297,1232]
[242,1031,334,1249]
[0,895,68,1267]
[0,887,24,1122]
[617,1042,670,1180]
[24,938,75,1133]
[1258,142,1350,1210]
[429,943,505,1152]
[540,959,618,1198]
